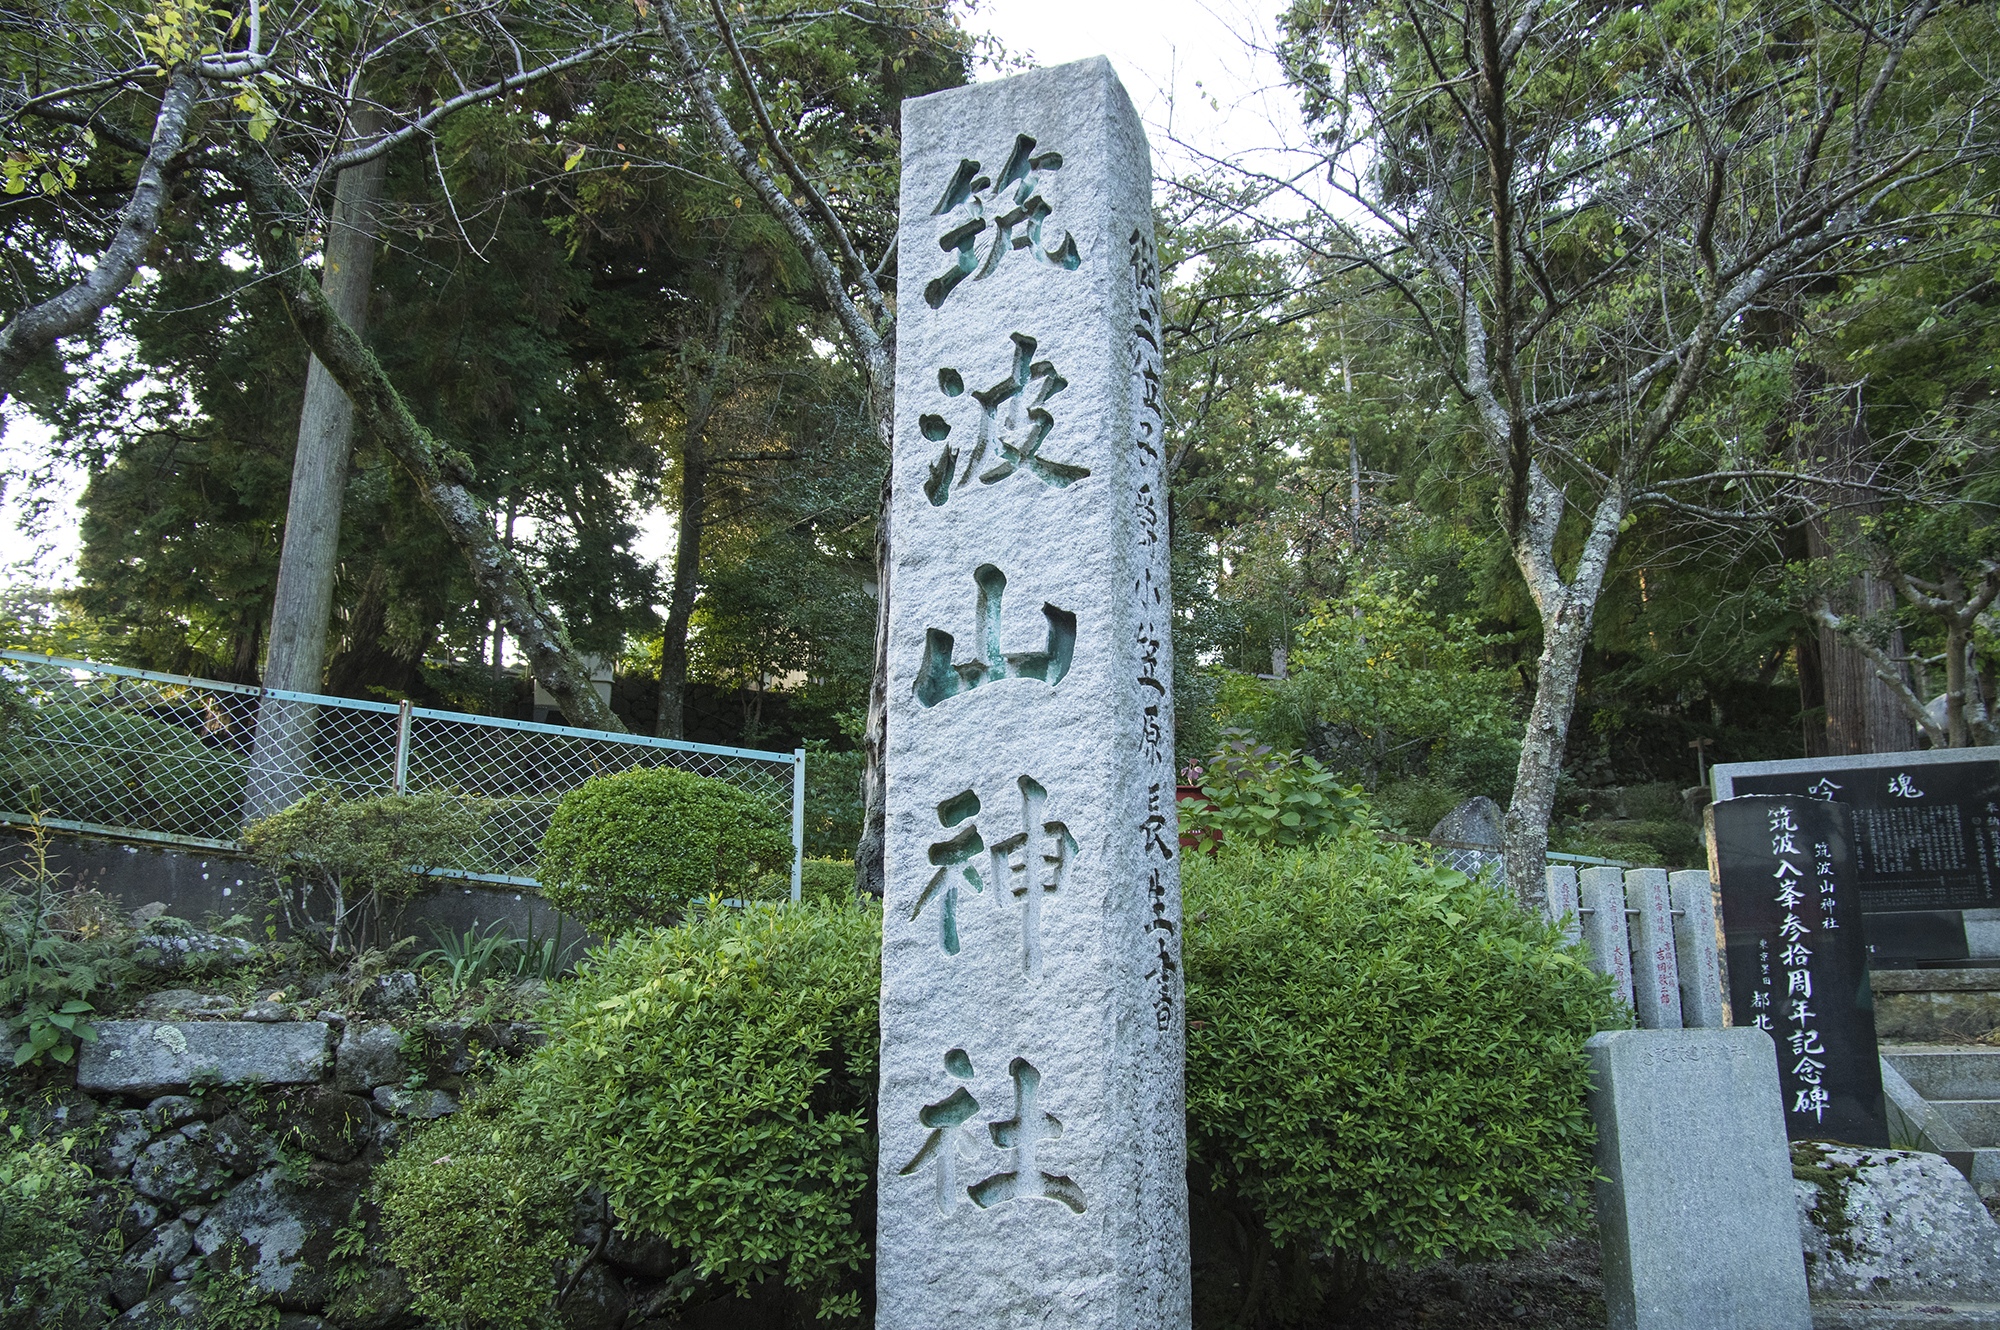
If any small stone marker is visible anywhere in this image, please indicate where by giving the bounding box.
[1668,869,1724,1028]
[1624,867,1682,1030]
[878,58,1189,1329]
[1711,795,1889,1144]
[1587,1027,1811,1330]
[1580,865,1635,1011]
[1547,863,1581,945]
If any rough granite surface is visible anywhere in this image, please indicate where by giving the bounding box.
[1588,1027,1812,1330]
[876,56,1190,1330]
[78,1020,330,1094]
[1796,1146,2000,1303]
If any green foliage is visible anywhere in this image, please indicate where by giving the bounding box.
[536,768,791,932]
[1182,837,1625,1318]
[0,1108,115,1327]
[802,739,864,859]
[375,1070,570,1330]
[0,703,249,841]
[517,900,880,1322]
[1291,570,1518,786]
[1180,729,1369,848]
[1,822,121,1066]
[243,791,484,956]
[189,1261,280,1330]
[751,857,857,905]
[418,921,524,998]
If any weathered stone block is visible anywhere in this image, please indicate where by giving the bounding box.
[129,1127,239,1208]
[110,1219,193,1309]
[78,1020,329,1095]
[1795,1144,2000,1303]
[333,1020,406,1091]
[1580,866,1635,1010]
[371,1085,456,1119]
[1587,1027,1810,1330]
[194,1167,362,1310]
[1668,869,1724,1028]
[91,1108,154,1176]
[323,1264,417,1330]
[1625,868,1682,1029]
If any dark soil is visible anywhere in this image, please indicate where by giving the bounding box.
[1331,1235,1607,1329]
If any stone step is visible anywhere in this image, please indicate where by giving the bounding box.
[1935,1100,2000,1147]
[1883,1046,2000,1102]
[1813,1302,2000,1329]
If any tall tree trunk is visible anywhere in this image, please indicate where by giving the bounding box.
[246,108,386,820]
[1501,466,1628,917]
[1814,571,1915,754]
[234,149,624,734]
[263,107,386,694]
[1794,628,1830,758]
[1806,407,1916,754]
[855,446,893,896]
[656,263,745,739]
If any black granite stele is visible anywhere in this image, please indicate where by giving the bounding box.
[1725,753,2000,912]
[1712,795,1889,1146]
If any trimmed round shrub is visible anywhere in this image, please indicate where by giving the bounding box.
[537,768,792,931]
[1183,835,1626,1318]
[518,899,880,1323]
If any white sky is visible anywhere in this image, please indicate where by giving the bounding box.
[0,0,1301,591]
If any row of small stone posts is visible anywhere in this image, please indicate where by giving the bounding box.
[1548,865,1726,1029]
[1553,863,1813,1330]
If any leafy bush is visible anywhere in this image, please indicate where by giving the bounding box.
[244,791,484,956]
[1180,729,1368,848]
[1182,836,1625,1321]
[374,1070,570,1329]
[752,856,856,905]
[2,821,123,1066]
[0,1108,118,1326]
[0,703,249,840]
[518,900,879,1322]
[536,768,791,932]
[803,740,864,860]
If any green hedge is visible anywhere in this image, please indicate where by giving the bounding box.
[518,900,879,1322]
[374,1071,571,1329]
[379,836,1621,1325]
[1183,837,1625,1316]
[537,768,792,932]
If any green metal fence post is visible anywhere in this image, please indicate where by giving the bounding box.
[791,748,806,903]
[393,700,412,794]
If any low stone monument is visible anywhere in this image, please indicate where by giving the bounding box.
[1588,1027,1811,1330]
[875,58,1190,1328]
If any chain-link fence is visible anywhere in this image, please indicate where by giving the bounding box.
[0,650,806,893]
[1387,835,1636,887]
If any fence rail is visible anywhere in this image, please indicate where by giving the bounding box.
[0,651,806,896]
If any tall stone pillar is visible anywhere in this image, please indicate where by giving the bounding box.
[876,58,1190,1329]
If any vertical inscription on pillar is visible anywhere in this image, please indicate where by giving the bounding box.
[881,58,1189,1330]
